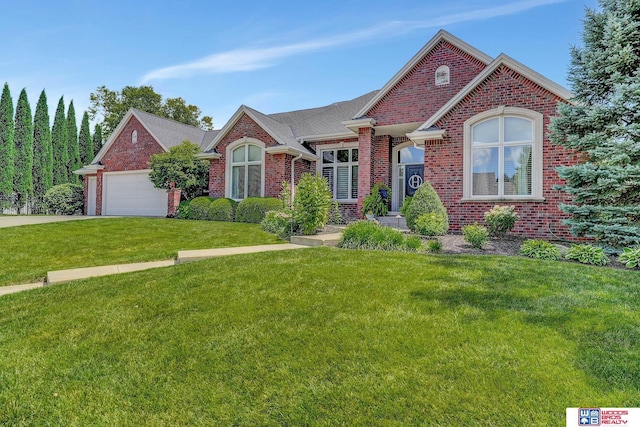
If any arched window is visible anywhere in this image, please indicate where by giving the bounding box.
[463,107,543,200]
[435,65,450,86]
[131,130,138,144]
[230,143,263,199]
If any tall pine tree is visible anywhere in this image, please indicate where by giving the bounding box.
[550,0,640,249]
[78,111,93,166]
[13,89,34,212]
[33,90,53,211]
[92,123,103,158]
[66,101,80,183]
[51,96,69,185]
[0,83,14,208]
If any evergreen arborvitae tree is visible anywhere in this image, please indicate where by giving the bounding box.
[0,83,15,207]
[33,90,53,211]
[66,100,80,183]
[13,89,34,212]
[78,111,93,165]
[92,123,103,158]
[549,0,640,250]
[51,96,69,185]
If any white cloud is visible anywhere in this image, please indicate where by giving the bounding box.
[140,0,566,83]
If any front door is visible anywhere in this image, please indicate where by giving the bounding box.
[405,164,424,197]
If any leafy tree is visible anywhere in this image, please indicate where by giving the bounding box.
[549,0,640,249]
[66,100,81,182]
[89,85,214,137]
[78,111,93,166]
[293,173,333,235]
[0,83,14,207]
[51,96,69,185]
[92,123,103,158]
[13,88,34,212]
[33,90,53,210]
[148,140,209,200]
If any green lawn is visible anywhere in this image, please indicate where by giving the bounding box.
[0,247,638,426]
[0,217,282,286]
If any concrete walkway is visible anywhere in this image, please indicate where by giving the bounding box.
[1,242,320,298]
[0,215,107,228]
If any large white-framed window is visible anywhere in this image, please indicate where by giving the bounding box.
[463,106,543,201]
[318,144,358,201]
[226,138,265,200]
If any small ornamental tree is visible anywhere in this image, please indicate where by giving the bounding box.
[13,89,34,212]
[293,172,333,235]
[32,90,53,211]
[0,83,14,207]
[549,0,640,249]
[405,181,449,234]
[149,140,209,200]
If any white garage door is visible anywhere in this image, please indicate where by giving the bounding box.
[103,171,168,216]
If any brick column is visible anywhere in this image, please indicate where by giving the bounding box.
[357,126,375,216]
[167,182,182,217]
[96,170,103,216]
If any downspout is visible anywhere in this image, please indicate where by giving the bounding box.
[290,152,303,208]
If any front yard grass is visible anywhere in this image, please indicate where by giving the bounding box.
[0,217,282,286]
[0,247,638,425]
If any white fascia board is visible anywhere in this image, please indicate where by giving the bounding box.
[352,29,493,119]
[341,118,376,133]
[266,145,318,161]
[406,129,446,143]
[73,164,105,175]
[298,131,357,142]
[417,54,574,131]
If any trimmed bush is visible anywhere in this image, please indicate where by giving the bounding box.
[484,205,519,236]
[519,239,562,261]
[565,244,610,266]
[236,197,283,224]
[187,196,215,220]
[619,247,640,269]
[405,181,448,233]
[44,183,84,215]
[338,221,409,251]
[176,200,191,219]
[208,198,238,222]
[361,182,391,217]
[426,238,443,253]
[404,236,422,251]
[400,196,412,216]
[462,223,489,249]
[261,210,294,239]
[293,173,333,234]
[328,201,344,225]
[414,212,448,236]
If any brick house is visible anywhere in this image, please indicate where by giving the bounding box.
[78,30,575,238]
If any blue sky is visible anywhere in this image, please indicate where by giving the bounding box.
[0,0,597,129]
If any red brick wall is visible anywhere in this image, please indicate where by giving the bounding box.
[368,41,487,126]
[425,65,575,238]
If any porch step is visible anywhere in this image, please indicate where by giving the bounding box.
[376,214,408,230]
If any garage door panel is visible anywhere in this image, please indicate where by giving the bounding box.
[103,172,168,216]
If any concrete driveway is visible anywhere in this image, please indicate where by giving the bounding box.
[0,215,105,228]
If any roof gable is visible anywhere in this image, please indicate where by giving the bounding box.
[353,30,493,121]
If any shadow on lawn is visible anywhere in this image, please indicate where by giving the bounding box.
[410,282,640,394]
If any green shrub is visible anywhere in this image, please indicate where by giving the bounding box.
[462,223,489,249]
[426,238,443,253]
[236,197,283,224]
[293,173,333,234]
[565,244,610,266]
[400,196,412,216]
[404,236,422,251]
[43,183,84,215]
[414,212,448,236]
[519,239,562,260]
[484,205,519,236]
[328,201,344,225]
[176,200,191,219]
[361,183,391,217]
[618,246,640,269]
[261,210,294,239]
[208,198,238,222]
[338,221,407,251]
[187,196,215,220]
[405,181,448,233]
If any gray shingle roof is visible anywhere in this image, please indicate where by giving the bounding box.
[132,108,219,150]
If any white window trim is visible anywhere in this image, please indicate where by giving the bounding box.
[225,137,266,200]
[462,106,544,201]
[316,142,359,202]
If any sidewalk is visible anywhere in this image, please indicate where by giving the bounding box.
[1,242,316,297]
